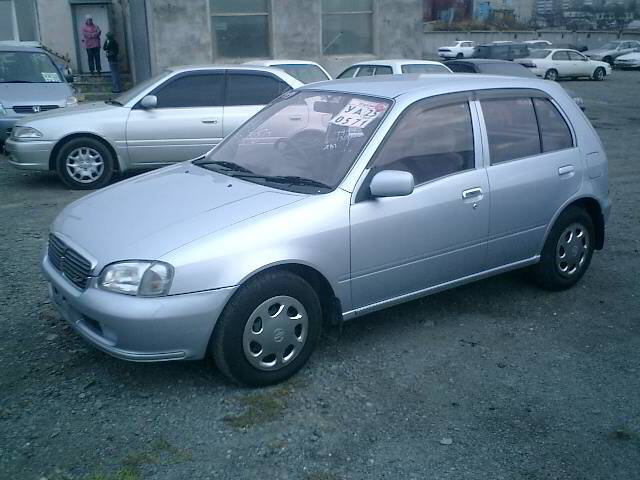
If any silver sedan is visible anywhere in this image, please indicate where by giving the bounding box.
[5,65,302,189]
[44,74,610,386]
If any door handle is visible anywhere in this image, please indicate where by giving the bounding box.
[201,119,218,124]
[289,115,303,121]
[462,187,483,199]
[558,165,575,176]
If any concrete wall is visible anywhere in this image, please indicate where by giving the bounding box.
[423,29,640,57]
[146,0,213,73]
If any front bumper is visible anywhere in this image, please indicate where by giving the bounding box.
[43,254,237,361]
[4,138,55,170]
[614,61,640,69]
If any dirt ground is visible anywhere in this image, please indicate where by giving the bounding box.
[1,71,639,480]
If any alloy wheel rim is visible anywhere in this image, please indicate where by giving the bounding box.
[66,147,104,184]
[555,223,590,278]
[242,295,308,371]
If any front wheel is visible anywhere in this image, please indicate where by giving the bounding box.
[456,52,463,59]
[592,67,605,81]
[531,207,595,291]
[55,137,114,189]
[603,56,613,66]
[544,69,558,81]
[211,271,322,386]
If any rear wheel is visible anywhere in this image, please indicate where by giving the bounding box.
[531,207,595,291]
[602,56,613,66]
[592,67,605,81]
[211,271,322,386]
[456,52,463,59]
[544,69,558,81]
[55,137,114,189]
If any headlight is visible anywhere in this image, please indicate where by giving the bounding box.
[99,261,174,297]
[12,126,43,140]
[65,95,78,106]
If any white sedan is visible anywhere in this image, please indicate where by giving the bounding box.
[614,51,640,69]
[437,41,477,59]
[516,49,611,81]
[337,59,452,78]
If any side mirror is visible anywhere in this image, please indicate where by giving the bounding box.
[65,74,74,83]
[369,170,414,198]
[140,95,157,109]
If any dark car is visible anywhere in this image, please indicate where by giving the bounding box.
[472,43,531,61]
[553,43,588,53]
[445,59,585,110]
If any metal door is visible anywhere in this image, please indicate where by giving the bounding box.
[73,3,110,73]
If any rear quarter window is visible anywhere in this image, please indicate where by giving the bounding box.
[533,98,574,152]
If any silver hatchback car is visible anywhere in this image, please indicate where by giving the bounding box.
[44,74,610,386]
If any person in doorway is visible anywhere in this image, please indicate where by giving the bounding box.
[82,15,102,74]
[103,32,121,93]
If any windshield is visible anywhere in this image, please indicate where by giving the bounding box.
[528,49,551,58]
[402,64,450,74]
[195,91,391,193]
[275,64,330,84]
[0,51,62,83]
[600,42,622,50]
[113,70,170,105]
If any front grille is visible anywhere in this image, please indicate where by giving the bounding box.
[48,234,92,289]
[13,105,59,114]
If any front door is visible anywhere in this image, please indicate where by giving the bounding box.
[478,93,580,269]
[73,3,110,73]
[125,72,224,166]
[349,95,490,310]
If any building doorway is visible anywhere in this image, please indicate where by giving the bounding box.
[72,3,111,73]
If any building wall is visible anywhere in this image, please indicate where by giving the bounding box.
[144,0,423,77]
[146,0,213,73]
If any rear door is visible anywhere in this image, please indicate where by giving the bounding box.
[478,90,580,268]
[125,72,224,165]
[223,71,292,137]
[551,50,571,76]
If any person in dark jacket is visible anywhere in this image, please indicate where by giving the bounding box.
[103,32,121,93]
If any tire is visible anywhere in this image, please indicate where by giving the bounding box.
[531,206,595,291]
[211,271,322,387]
[55,137,114,189]
[456,52,463,59]
[603,56,613,66]
[592,67,605,81]
[544,69,558,81]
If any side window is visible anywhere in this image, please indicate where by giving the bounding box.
[533,98,573,152]
[225,74,290,106]
[446,62,475,73]
[337,66,358,79]
[370,100,474,185]
[552,51,569,61]
[568,51,585,61]
[356,65,375,77]
[374,66,393,75]
[481,97,541,164]
[154,74,224,108]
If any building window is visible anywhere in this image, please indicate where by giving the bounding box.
[0,0,18,41]
[322,0,373,55]
[210,0,270,58]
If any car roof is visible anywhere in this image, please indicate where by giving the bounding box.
[165,64,303,86]
[446,58,517,65]
[300,73,551,99]
[244,60,324,66]
[0,44,46,53]
[351,59,446,68]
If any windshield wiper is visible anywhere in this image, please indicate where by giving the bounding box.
[194,160,254,174]
[232,174,331,190]
[105,99,123,106]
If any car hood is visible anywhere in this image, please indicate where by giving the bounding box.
[0,82,73,107]
[617,52,640,60]
[585,49,613,56]
[51,163,306,270]
[17,100,118,123]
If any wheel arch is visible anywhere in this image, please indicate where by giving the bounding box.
[49,133,122,171]
[238,262,343,327]
[545,196,605,251]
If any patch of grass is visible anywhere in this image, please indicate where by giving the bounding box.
[85,467,141,480]
[306,472,339,480]
[223,381,299,429]
[609,427,638,442]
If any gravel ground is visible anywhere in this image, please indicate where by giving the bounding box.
[1,71,639,480]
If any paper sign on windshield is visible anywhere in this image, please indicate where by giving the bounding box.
[330,99,386,129]
[41,72,59,82]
